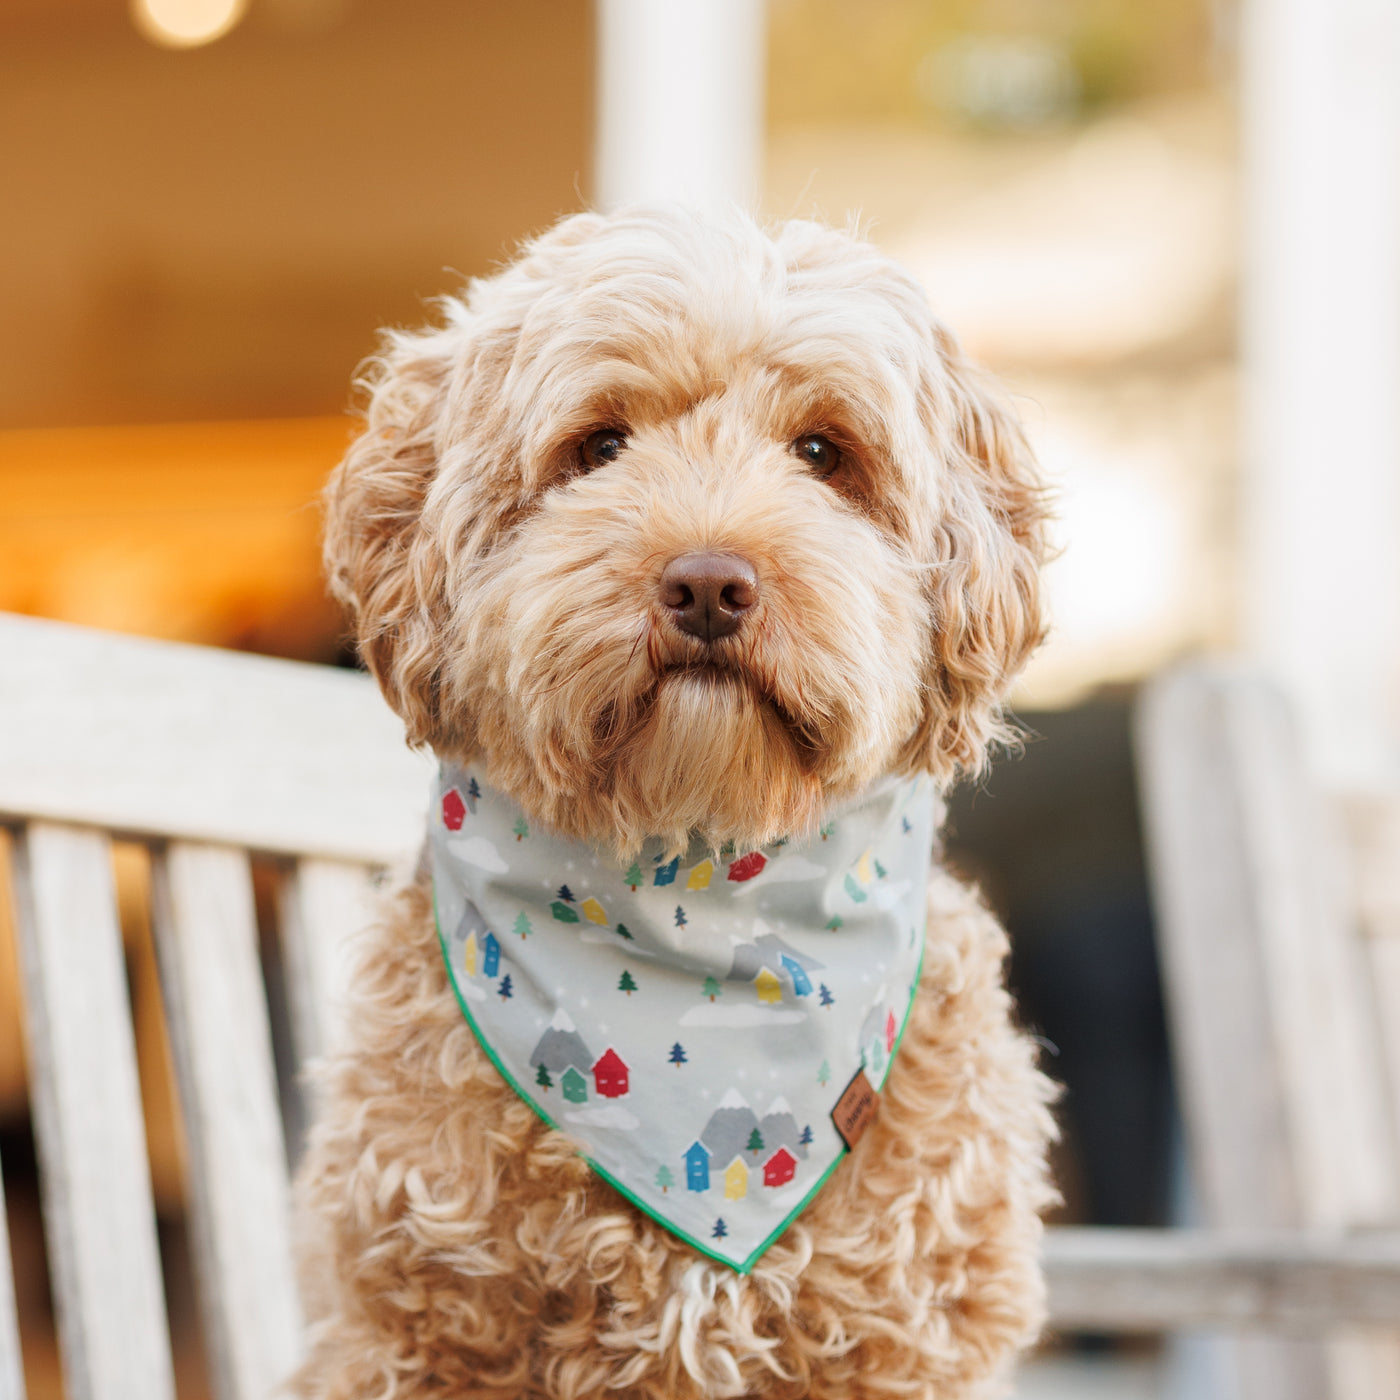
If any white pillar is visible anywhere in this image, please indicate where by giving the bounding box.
[594,0,766,211]
[1241,0,1400,791]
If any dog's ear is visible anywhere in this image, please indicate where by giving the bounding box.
[903,332,1049,784]
[323,324,459,748]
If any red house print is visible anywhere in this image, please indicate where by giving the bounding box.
[441,788,467,831]
[726,851,767,883]
[763,1146,797,1188]
[592,1047,630,1099]
[885,1009,897,1053]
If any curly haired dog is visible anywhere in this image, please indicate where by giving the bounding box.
[295,207,1057,1400]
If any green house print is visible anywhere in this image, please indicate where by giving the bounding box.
[561,1066,588,1104]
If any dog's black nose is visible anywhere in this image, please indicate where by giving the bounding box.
[659,552,758,642]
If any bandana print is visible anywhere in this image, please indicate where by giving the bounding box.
[429,764,935,1273]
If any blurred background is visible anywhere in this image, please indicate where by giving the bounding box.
[3,2,1398,1397]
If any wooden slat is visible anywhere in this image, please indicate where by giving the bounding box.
[0,1143,28,1400]
[278,857,378,1069]
[0,612,431,864]
[149,842,303,1400]
[1138,665,1325,1400]
[1045,1227,1400,1330]
[8,824,175,1400]
[1137,663,1400,1398]
[1136,666,1306,1228]
[1343,795,1400,1142]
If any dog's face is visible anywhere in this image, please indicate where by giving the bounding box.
[325,209,1046,852]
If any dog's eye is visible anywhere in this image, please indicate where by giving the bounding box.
[580,429,628,470]
[793,434,841,479]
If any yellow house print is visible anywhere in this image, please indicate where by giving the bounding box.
[755,967,782,1004]
[686,859,714,891]
[462,931,478,976]
[581,897,609,926]
[724,1156,748,1200]
[856,849,874,884]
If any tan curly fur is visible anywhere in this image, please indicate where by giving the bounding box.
[297,207,1057,1399]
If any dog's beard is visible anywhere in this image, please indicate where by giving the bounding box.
[596,663,824,852]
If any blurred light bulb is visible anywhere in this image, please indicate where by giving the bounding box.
[131,0,247,48]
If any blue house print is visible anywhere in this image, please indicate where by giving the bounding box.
[653,856,680,887]
[684,1140,711,1192]
[780,953,812,997]
[483,932,501,978]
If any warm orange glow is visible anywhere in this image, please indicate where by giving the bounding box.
[0,417,354,657]
[130,0,247,49]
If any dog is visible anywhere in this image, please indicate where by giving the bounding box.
[294,207,1056,1400]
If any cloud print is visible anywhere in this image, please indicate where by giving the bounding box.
[564,1105,639,1131]
[445,835,509,874]
[680,1004,807,1028]
[730,856,826,894]
[871,880,912,911]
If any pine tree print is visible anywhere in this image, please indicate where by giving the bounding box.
[819,821,834,840]
[674,905,687,928]
[655,1165,675,1194]
[615,922,634,940]
[513,816,529,841]
[818,1059,831,1086]
[825,915,844,932]
[624,860,644,891]
[712,1218,728,1240]
[556,885,575,903]
[875,859,888,879]
[618,969,638,996]
[902,816,912,834]
[466,777,481,805]
[536,1064,552,1090]
[746,1127,764,1155]
[513,911,533,939]
[818,983,834,1008]
[702,975,721,1002]
[800,1124,813,1147]
[498,974,513,1000]
[668,1042,687,1067]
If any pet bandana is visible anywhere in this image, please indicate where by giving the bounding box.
[429,763,935,1274]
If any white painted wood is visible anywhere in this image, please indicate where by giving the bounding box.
[1138,663,1400,1398]
[1240,0,1400,791]
[0,613,431,864]
[1224,685,1398,1230]
[149,842,303,1400]
[0,1143,28,1400]
[1139,663,1325,1400]
[595,0,766,210]
[278,857,378,1068]
[8,823,175,1400]
[1137,666,1302,1231]
[1344,796,1400,1142]
[1045,1227,1400,1330]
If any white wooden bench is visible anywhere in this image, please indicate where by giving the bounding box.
[0,612,431,1400]
[1,614,1399,1400]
